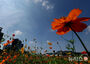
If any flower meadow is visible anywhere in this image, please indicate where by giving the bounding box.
[0,9,90,64]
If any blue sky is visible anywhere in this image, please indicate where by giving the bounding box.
[0,0,90,53]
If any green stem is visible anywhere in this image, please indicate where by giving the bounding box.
[72,29,89,55]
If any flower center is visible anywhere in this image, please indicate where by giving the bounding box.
[64,21,72,27]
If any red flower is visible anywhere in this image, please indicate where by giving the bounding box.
[81,51,87,54]
[12,34,15,37]
[7,40,10,43]
[3,57,6,60]
[9,59,12,62]
[46,54,50,57]
[13,60,16,63]
[3,40,14,46]
[49,47,52,49]
[13,55,17,59]
[51,8,90,35]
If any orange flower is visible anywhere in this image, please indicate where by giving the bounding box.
[0,56,10,64]
[0,60,5,64]
[3,39,14,46]
[21,47,24,54]
[13,55,17,59]
[32,51,36,53]
[7,55,11,59]
[46,54,50,57]
[51,8,90,35]
[49,47,52,49]
[48,42,52,45]
[25,54,28,58]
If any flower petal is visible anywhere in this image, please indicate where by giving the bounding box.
[70,22,87,32]
[51,18,65,30]
[73,17,90,22]
[56,26,71,35]
[67,8,82,20]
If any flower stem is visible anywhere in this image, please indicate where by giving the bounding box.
[72,29,89,55]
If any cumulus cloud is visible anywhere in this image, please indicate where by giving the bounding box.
[42,0,54,10]
[33,0,54,10]
[85,26,90,35]
[42,1,48,6]
[14,30,23,36]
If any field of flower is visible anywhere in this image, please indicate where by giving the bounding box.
[0,49,90,64]
[0,37,90,64]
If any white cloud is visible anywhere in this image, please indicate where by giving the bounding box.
[46,5,54,10]
[42,1,48,6]
[46,40,50,43]
[85,26,90,35]
[14,30,23,36]
[33,0,54,10]
[42,0,53,10]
